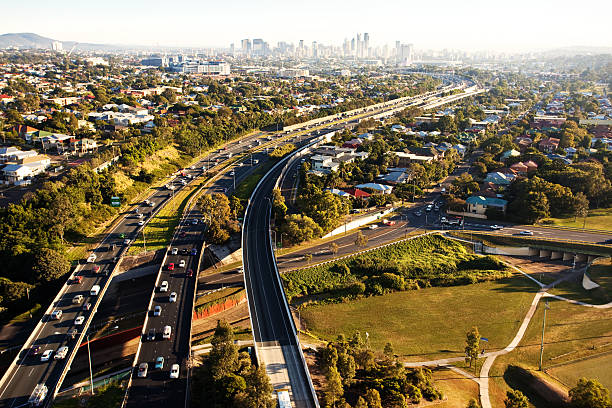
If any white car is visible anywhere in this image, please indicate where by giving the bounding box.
[178,260,186,268]
[518,230,534,236]
[160,281,169,292]
[368,224,378,230]
[138,220,145,226]
[75,316,85,325]
[153,306,162,317]
[163,325,171,340]
[170,364,180,379]
[54,346,68,360]
[171,248,178,255]
[490,225,504,230]
[169,292,177,303]
[41,350,53,362]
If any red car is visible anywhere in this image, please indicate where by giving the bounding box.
[92,265,100,273]
[73,276,83,284]
[168,263,175,271]
[186,269,193,278]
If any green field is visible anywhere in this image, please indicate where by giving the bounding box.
[541,207,612,231]
[300,274,537,359]
[548,353,612,391]
[548,258,612,304]
[432,368,480,408]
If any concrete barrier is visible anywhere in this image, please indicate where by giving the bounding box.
[551,251,563,260]
[482,245,531,256]
[322,208,395,239]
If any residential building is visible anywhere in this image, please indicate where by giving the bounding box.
[538,137,560,153]
[355,183,393,194]
[466,196,508,217]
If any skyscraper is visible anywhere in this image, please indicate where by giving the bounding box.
[363,33,370,57]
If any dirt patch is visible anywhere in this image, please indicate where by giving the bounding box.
[501,256,573,284]
[118,249,164,272]
[504,365,570,408]
[192,302,250,341]
[303,347,325,402]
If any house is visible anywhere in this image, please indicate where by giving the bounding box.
[326,188,352,198]
[70,138,98,154]
[538,137,560,153]
[483,172,515,186]
[309,145,368,174]
[342,138,363,149]
[466,196,508,217]
[515,137,533,150]
[1,154,51,184]
[394,151,434,166]
[10,125,38,138]
[310,155,339,173]
[0,146,22,163]
[378,168,412,184]
[355,183,393,194]
[523,160,538,172]
[509,162,529,174]
[342,188,371,198]
[501,149,520,160]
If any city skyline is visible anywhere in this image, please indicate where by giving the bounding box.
[2,0,611,53]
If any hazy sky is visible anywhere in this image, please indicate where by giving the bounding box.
[3,0,611,52]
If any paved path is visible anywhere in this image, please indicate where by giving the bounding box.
[404,259,611,408]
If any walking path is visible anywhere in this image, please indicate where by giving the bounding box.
[404,259,611,408]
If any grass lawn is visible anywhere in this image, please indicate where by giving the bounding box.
[129,181,199,253]
[547,353,612,391]
[432,367,480,408]
[300,274,538,360]
[548,258,612,305]
[541,207,612,231]
[488,293,612,407]
[231,158,277,201]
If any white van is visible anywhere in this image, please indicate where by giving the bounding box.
[163,325,171,340]
[90,285,100,296]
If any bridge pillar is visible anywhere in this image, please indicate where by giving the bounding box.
[529,247,539,256]
[587,255,598,263]
[562,252,574,261]
[539,249,551,258]
[575,254,588,263]
[550,251,563,260]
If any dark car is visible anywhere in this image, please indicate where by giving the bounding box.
[147,328,156,341]
[186,269,193,278]
[191,248,197,256]
[29,345,41,356]
[67,328,78,340]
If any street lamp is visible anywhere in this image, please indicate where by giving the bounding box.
[539,301,550,371]
[87,333,94,395]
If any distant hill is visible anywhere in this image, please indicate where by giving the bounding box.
[0,32,56,49]
[541,46,612,57]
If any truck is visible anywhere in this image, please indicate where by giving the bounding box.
[28,384,48,407]
[277,389,291,408]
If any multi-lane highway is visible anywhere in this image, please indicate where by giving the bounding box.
[0,178,191,407]
[123,206,201,408]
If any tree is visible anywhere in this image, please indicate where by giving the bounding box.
[384,342,394,359]
[574,192,589,223]
[465,327,480,368]
[337,352,356,386]
[229,196,243,218]
[325,365,344,407]
[354,396,368,408]
[569,378,612,408]
[355,231,368,248]
[208,320,238,380]
[238,364,275,408]
[271,188,287,220]
[504,389,528,408]
[32,248,70,283]
[364,388,382,408]
[466,398,480,408]
[280,214,323,245]
[329,242,339,255]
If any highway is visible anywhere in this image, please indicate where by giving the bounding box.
[0,176,193,408]
[243,159,318,408]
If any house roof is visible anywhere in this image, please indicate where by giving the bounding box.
[343,188,371,198]
[466,195,508,207]
[355,183,393,192]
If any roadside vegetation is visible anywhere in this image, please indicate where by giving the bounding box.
[282,234,511,304]
[190,320,275,408]
[314,332,442,407]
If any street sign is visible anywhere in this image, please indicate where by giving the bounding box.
[480,337,489,342]
[111,196,121,207]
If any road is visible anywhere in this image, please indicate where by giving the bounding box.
[243,159,318,408]
[123,207,201,408]
[0,180,193,407]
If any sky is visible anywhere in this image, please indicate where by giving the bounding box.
[3,0,612,52]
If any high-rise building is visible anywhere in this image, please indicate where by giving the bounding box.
[241,39,252,56]
[52,41,63,52]
[363,33,370,57]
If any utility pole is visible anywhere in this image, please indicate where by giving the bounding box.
[87,334,95,395]
[539,301,550,371]
[142,228,146,253]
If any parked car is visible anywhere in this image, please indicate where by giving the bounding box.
[67,329,78,340]
[51,310,62,320]
[92,265,100,274]
[160,281,169,292]
[153,306,162,317]
[75,316,85,325]
[73,275,83,284]
[29,345,41,356]
[138,220,145,226]
[368,224,378,230]
[170,364,180,379]
[186,269,193,278]
[72,295,84,304]
[171,248,178,255]
[82,303,91,311]
[169,292,177,303]
[178,260,186,268]
[40,350,53,362]
[191,248,197,256]
[54,346,68,360]
[137,362,148,378]
[167,263,175,271]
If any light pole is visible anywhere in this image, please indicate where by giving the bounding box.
[539,301,550,371]
[87,334,94,395]
[142,228,146,253]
